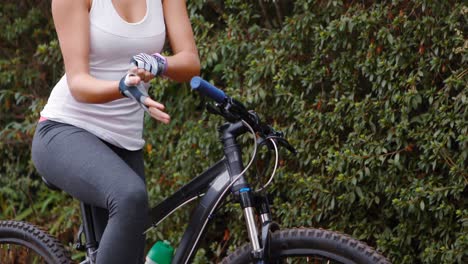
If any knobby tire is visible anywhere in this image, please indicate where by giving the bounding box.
[221,228,391,264]
[0,220,71,264]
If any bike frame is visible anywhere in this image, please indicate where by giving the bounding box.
[79,120,267,264]
[147,159,231,263]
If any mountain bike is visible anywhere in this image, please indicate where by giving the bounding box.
[0,77,391,264]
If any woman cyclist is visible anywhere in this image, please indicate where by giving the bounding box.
[31,0,199,263]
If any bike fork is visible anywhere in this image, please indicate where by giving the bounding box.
[244,206,261,250]
[239,188,263,259]
[245,193,279,264]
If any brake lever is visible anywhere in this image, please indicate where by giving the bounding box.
[265,136,298,155]
[277,138,298,155]
[206,103,223,116]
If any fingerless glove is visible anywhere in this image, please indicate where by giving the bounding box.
[118,73,148,103]
[131,53,167,76]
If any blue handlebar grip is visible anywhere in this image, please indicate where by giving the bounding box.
[190,77,227,104]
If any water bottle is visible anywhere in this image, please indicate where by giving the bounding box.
[145,240,174,264]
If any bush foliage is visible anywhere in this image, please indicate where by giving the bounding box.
[0,0,467,263]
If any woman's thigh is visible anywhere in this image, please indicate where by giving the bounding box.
[31,120,147,209]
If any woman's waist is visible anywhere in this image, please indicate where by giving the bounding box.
[40,109,144,139]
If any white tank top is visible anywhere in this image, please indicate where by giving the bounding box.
[41,0,165,150]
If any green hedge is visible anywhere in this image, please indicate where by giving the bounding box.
[1,1,467,263]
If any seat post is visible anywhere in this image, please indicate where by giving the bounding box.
[80,202,99,261]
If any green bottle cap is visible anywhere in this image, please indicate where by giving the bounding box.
[146,240,174,264]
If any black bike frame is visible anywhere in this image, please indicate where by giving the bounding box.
[144,121,252,264]
[146,159,230,263]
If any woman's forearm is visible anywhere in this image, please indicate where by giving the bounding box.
[68,50,201,103]
[164,51,200,82]
[68,73,122,104]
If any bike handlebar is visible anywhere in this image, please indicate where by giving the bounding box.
[190,76,297,154]
[190,77,227,104]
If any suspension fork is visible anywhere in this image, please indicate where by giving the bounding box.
[240,191,280,262]
[239,188,262,256]
[257,194,280,263]
[256,195,272,225]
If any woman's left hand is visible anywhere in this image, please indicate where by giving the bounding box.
[130,53,167,83]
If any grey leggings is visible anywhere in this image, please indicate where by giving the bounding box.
[31,120,148,264]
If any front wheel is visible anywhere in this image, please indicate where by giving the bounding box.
[221,228,391,264]
[0,220,71,264]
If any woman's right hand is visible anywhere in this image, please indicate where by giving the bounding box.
[119,70,170,124]
[125,67,143,86]
[143,97,171,124]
